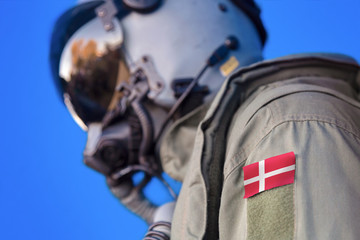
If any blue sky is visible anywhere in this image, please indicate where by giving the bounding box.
[0,1,359,239]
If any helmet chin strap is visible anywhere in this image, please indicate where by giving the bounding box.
[102,68,176,225]
[102,62,176,198]
[103,69,158,172]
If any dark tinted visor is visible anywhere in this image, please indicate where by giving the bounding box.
[59,17,130,130]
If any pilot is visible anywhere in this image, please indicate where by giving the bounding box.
[50,0,360,239]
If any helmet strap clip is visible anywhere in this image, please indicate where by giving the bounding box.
[96,0,118,31]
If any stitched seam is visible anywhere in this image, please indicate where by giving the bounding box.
[224,119,360,182]
[223,105,275,179]
[240,73,358,94]
[225,85,359,176]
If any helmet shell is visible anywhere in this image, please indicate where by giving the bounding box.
[121,0,263,107]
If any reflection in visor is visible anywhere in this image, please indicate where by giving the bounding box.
[58,17,129,130]
[65,41,129,129]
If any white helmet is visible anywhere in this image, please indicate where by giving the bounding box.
[50,0,266,184]
[50,0,266,130]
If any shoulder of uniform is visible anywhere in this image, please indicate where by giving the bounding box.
[268,53,358,65]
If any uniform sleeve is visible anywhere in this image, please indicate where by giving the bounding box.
[220,119,360,240]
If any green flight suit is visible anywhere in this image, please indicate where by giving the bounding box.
[160,53,360,240]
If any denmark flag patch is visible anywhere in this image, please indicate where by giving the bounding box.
[243,152,296,198]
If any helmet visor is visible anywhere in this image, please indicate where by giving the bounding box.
[59,17,130,130]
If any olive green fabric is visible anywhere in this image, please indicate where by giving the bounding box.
[160,103,210,182]
[163,54,360,240]
[247,184,294,240]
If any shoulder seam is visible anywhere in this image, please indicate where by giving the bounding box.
[224,119,360,181]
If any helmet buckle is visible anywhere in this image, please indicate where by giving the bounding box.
[96,0,119,31]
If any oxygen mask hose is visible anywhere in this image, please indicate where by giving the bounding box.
[143,202,176,240]
[108,172,177,225]
[107,175,157,224]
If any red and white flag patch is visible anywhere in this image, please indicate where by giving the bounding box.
[243,152,296,198]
